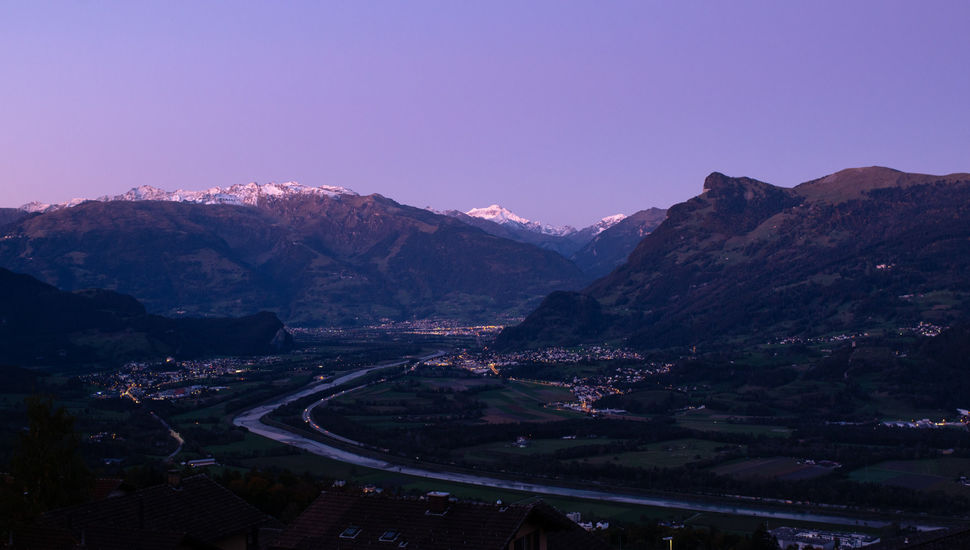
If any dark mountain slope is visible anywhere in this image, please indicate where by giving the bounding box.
[498,168,970,350]
[0,208,29,227]
[443,210,585,257]
[0,194,585,325]
[0,268,290,366]
[570,208,667,278]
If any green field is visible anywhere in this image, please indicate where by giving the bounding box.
[454,437,622,463]
[712,457,836,481]
[849,458,970,493]
[570,438,741,469]
[328,377,580,428]
[675,410,792,437]
[476,381,579,423]
[201,431,289,457]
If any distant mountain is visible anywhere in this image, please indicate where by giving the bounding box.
[447,205,632,261]
[19,181,357,213]
[0,189,585,325]
[498,167,970,350]
[465,204,576,237]
[0,267,291,366]
[442,210,583,257]
[570,208,667,279]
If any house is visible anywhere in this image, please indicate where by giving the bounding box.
[270,491,613,550]
[6,474,280,550]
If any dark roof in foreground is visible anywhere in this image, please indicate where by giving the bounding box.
[3,524,217,550]
[271,491,612,550]
[41,474,279,544]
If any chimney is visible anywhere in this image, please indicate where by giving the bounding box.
[167,470,182,489]
[426,491,450,515]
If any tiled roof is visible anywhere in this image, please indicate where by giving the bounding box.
[271,492,612,550]
[79,526,217,550]
[3,525,77,550]
[41,474,279,544]
[4,525,217,550]
[90,478,126,502]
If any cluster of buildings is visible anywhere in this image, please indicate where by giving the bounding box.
[423,348,672,414]
[83,356,280,402]
[775,320,948,347]
[564,512,610,532]
[775,331,872,346]
[897,321,946,338]
[770,526,880,549]
[546,364,673,413]
[881,409,970,430]
[478,346,645,366]
[292,321,506,340]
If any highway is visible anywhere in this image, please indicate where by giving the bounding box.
[234,354,904,529]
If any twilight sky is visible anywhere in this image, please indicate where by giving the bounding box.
[1,2,969,227]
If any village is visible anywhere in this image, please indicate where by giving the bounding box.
[83,355,284,402]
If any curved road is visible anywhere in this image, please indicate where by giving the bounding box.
[151,411,185,462]
[235,354,899,529]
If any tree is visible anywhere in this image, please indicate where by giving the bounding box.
[748,522,781,550]
[8,395,92,520]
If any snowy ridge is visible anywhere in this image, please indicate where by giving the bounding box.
[591,213,627,235]
[20,182,357,212]
[465,204,576,236]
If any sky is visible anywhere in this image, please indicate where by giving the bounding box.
[1,2,969,227]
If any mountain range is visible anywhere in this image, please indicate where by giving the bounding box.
[0,183,665,325]
[498,167,970,350]
[20,165,964,350]
[18,181,357,213]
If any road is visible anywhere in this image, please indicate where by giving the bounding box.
[234,354,901,529]
[151,411,185,462]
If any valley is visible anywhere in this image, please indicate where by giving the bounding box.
[4,167,970,548]
[5,322,969,548]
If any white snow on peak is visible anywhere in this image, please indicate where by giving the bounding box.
[19,182,358,212]
[465,204,576,236]
[466,204,533,226]
[20,201,53,213]
[592,213,627,235]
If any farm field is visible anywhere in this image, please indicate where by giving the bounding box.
[849,458,970,493]
[326,376,581,428]
[454,437,623,464]
[570,438,742,469]
[476,381,579,423]
[711,457,837,482]
[674,410,792,438]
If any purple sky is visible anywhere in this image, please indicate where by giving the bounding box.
[2,2,969,227]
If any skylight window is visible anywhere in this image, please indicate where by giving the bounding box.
[380,530,400,542]
[340,526,362,539]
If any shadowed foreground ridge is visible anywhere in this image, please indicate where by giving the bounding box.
[0,267,292,366]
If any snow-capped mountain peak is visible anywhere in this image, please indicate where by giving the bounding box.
[592,213,627,235]
[20,182,358,212]
[466,204,532,226]
[465,204,576,236]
